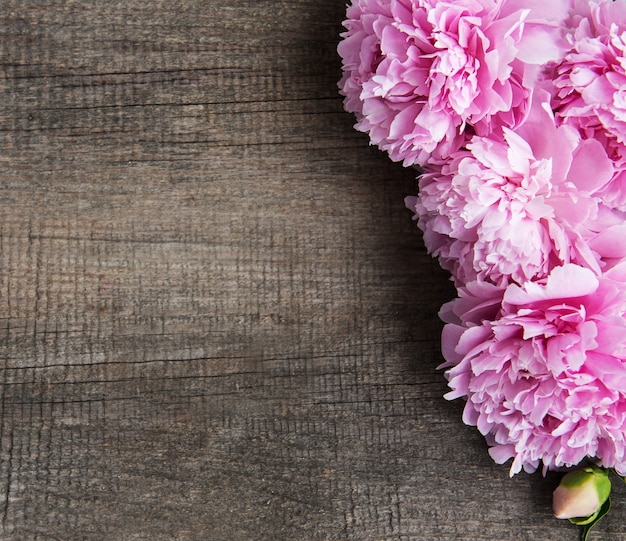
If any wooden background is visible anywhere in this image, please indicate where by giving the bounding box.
[1,1,625,540]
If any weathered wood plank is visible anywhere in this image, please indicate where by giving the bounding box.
[1,1,625,540]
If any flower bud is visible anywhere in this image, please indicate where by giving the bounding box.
[553,466,611,520]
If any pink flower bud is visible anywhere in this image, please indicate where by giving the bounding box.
[553,466,611,520]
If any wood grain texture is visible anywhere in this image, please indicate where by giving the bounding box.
[1,1,625,540]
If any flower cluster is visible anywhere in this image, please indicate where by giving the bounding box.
[338,0,569,166]
[339,0,626,481]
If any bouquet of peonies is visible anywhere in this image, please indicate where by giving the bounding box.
[338,0,626,537]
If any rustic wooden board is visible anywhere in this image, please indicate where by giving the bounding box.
[1,1,625,540]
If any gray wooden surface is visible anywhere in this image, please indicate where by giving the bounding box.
[1,1,625,540]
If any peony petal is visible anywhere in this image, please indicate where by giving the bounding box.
[566,138,615,193]
[440,324,466,368]
[504,265,599,306]
[516,25,565,64]
[589,224,626,258]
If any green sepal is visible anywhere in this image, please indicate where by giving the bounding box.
[560,465,610,504]
[576,496,611,541]
[570,509,600,526]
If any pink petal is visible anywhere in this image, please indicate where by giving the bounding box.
[504,265,599,305]
[567,138,615,193]
[589,225,626,258]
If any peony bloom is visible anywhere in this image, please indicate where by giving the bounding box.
[406,93,616,287]
[441,264,626,475]
[553,0,626,209]
[338,0,569,166]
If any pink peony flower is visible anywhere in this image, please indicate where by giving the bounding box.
[406,93,616,286]
[338,0,569,166]
[441,264,626,475]
[553,0,626,209]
